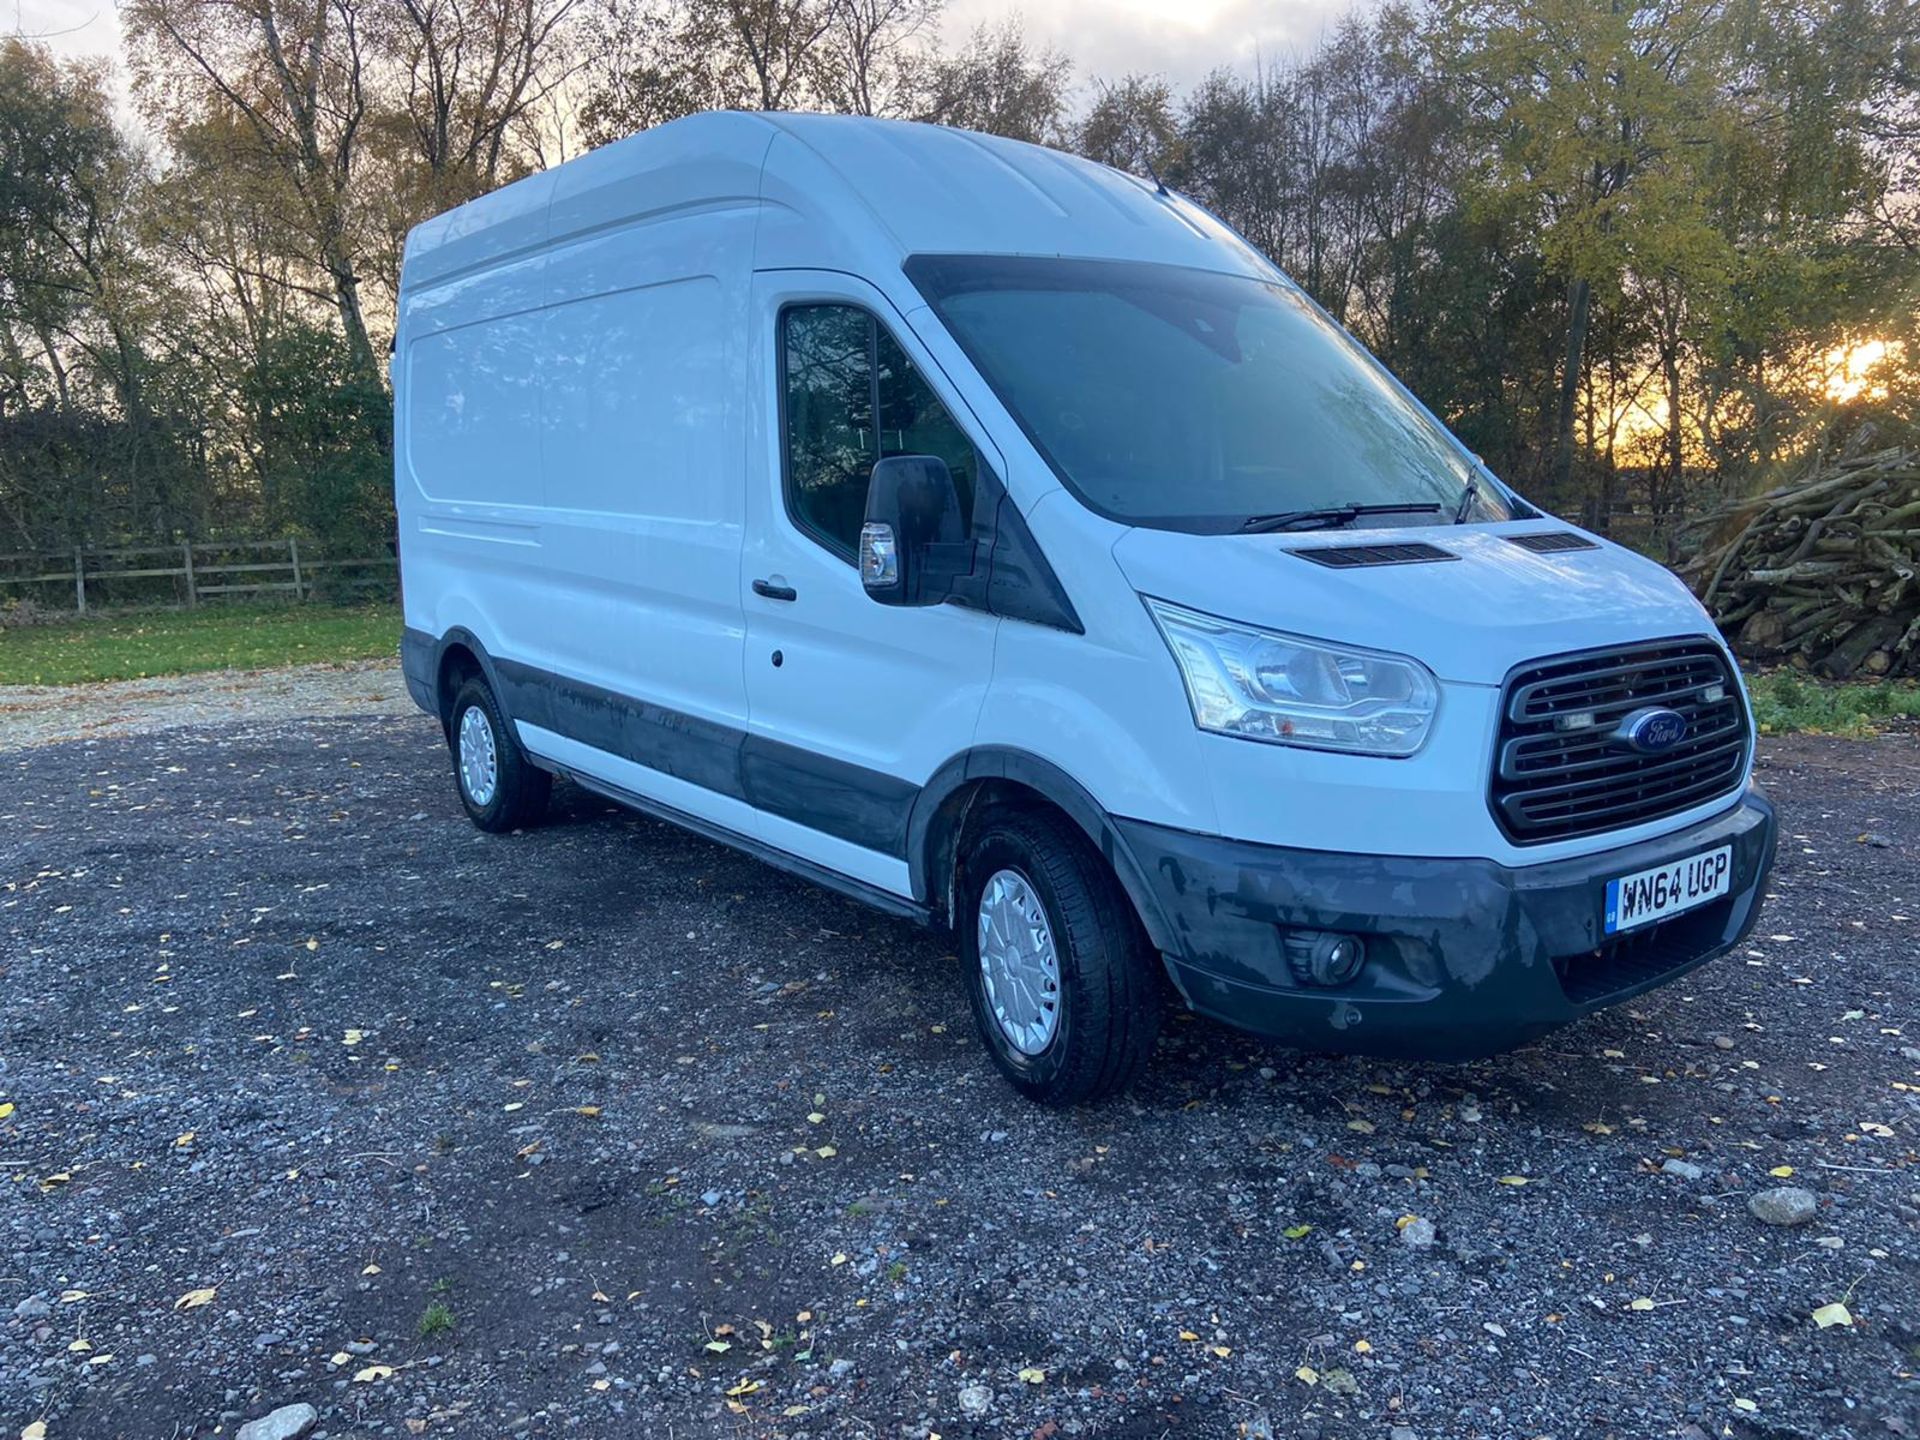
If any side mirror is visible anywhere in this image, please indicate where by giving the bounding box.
[860,455,972,606]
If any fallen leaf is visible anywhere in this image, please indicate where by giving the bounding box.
[1346,1119,1375,1134]
[343,1029,364,1046]
[174,1132,195,1148]
[1178,1330,1200,1342]
[1769,1165,1795,1177]
[66,1339,92,1353]
[1354,1339,1373,1353]
[807,1112,826,1124]
[815,1146,837,1159]
[1582,1121,1614,1135]
[830,1253,848,1266]
[361,1264,381,1276]
[1017,1367,1045,1384]
[1295,1365,1319,1386]
[1733,1397,1758,1413]
[704,1340,732,1353]
[1812,1302,1854,1329]
[353,1364,395,1383]
[22,1422,46,1440]
[1210,1345,1231,1358]
[1283,1223,1312,1239]
[1497,1175,1531,1186]
[174,1287,217,1310]
[0,1102,15,1121]
[574,1106,601,1118]
[1629,1297,1655,1312]
[58,1290,88,1304]
[725,1378,762,1396]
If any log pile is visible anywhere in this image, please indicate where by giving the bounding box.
[1682,445,1920,678]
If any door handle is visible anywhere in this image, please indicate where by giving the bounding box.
[752,578,797,602]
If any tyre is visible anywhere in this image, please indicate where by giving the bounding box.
[448,675,550,832]
[957,806,1162,1105]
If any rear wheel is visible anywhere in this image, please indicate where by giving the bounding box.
[958,807,1161,1105]
[449,676,550,832]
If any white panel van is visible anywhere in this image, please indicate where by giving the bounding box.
[395,112,1777,1104]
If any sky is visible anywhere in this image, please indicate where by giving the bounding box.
[11,0,1362,95]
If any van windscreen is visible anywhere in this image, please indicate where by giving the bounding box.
[905,255,1509,535]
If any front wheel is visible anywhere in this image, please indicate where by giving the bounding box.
[449,676,550,832]
[958,808,1162,1105]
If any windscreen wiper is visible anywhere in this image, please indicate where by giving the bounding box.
[1239,502,1444,534]
[1453,477,1481,524]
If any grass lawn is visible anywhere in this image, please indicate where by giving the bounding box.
[0,603,400,686]
[1745,667,1920,737]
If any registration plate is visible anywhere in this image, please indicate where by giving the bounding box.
[1604,846,1732,934]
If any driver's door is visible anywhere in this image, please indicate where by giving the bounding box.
[740,270,1001,898]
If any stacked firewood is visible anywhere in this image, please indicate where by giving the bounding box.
[1682,445,1920,678]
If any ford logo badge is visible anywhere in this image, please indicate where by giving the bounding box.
[1616,706,1688,754]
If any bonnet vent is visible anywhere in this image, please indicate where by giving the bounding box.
[1505,531,1599,554]
[1290,541,1459,569]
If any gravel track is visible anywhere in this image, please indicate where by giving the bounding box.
[0,660,407,751]
[1,692,1916,1439]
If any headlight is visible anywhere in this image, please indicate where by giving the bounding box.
[1145,598,1438,756]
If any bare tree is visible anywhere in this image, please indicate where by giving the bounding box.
[1077,72,1181,178]
[124,0,384,406]
[920,17,1071,144]
[695,0,834,110]
[820,0,939,116]
[380,0,587,203]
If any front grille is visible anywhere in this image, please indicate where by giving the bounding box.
[1291,542,1458,569]
[1491,638,1749,844]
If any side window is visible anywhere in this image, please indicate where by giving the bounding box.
[782,304,979,559]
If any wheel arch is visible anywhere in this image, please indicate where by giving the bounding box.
[425,626,509,734]
[907,746,1178,957]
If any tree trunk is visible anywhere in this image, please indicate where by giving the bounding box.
[1554,274,1591,507]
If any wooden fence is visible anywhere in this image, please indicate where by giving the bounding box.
[0,538,395,613]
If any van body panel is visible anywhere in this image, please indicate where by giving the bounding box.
[752,114,1273,283]
[533,207,753,751]
[968,491,1221,837]
[398,221,554,689]
[402,169,557,294]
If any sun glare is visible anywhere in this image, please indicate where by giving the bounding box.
[1822,338,1902,404]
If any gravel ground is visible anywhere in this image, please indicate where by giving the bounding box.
[0,660,408,751]
[1,692,1917,1440]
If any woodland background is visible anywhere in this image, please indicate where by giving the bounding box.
[1,0,1915,568]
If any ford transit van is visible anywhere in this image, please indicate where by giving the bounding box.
[394,112,1777,1104]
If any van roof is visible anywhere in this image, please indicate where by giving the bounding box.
[401,111,1274,295]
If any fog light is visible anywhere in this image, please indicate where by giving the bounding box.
[1283,930,1367,988]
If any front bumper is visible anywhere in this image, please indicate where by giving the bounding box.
[1116,787,1777,1060]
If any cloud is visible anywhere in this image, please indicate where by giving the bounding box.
[8,0,121,61]
[941,0,1366,92]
